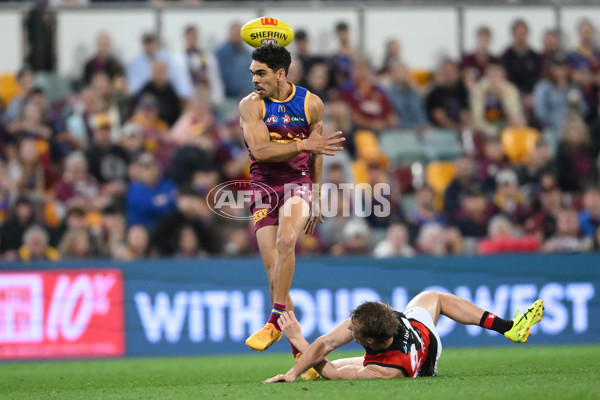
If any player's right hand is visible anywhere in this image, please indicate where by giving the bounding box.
[304,129,345,156]
[262,374,296,383]
[277,311,302,342]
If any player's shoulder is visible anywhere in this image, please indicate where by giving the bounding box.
[239,92,265,116]
[304,90,324,122]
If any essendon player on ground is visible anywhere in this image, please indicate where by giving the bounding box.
[239,44,344,362]
[264,291,544,382]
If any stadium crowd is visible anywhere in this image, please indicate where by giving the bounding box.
[1,16,600,261]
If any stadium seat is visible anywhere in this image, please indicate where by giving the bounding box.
[501,127,540,164]
[422,129,463,161]
[354,129,388,165]
[425,161,456,210]
[379,129,424,164]
[0,73,20,108]
[34,72,71,104]
[217,98,241,120]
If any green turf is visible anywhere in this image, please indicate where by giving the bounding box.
[0,345,599,400]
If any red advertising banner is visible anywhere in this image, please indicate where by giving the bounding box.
[0,269,124,359]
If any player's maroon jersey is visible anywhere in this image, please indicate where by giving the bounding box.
[362,311,438,378]
[244,84,312,184]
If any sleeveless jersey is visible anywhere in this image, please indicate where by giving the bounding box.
[362,311,438,378]
[245,83,312,183]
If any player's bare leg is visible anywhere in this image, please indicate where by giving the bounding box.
[407,291,543,342]
[246,196,309,352]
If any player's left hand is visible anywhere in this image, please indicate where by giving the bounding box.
[262,374,296,383]
[304,200,323,236]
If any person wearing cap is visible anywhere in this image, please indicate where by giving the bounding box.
[533,54,588,131]
[126,32,191,100]
[125,152,177,230]
[18,225,60,262]
[492,168,528,225]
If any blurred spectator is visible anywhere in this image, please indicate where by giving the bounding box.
[99,203,126,258]
[533,55,588,131]
[126,32,190,99]
[125,152,177,229]
[112,224,150,260]
[567,19,600,118]
[471,62,524,137]
[543,208,591,253]
[492,169,528,224]
[222,226,255,257]
[406,185,444,240]
[556,118,598,192]
[151,187,215,256]
[65,88,102,148]
[170,91,218,146]
[578,187,600,239]
[478,215,540,254]
[373,222,415,258]
[89,71,128,138]
[331,218,372,255]
[294,30,325,84]
[0,162,12,223]
[48,206,92,247]
[8,97,53,144]
[173,25,224,106]
[58,227,99,259]
[84,113,130,186]
[24,2,55,72]
[386,62,428,130]
[0,196,38,258]
[340,59,397,132]
[286,59,303,86]
[329,22,355,89]
[443,154,476,219]
[82,33,124,85]
[477,137,510,193]
[4,65,35,125]
[53,151,105,212]
[452,185,493,239]
[416,223,462,256]
[425,60,470,131]
[133,60,181,127]
[320,188,353,249]
[515,138,556,188]
[215,23,254,99]
[501,20,542,99]
[541,29,563,70]
[173,224,206,258]
[378,39,402,77]
[17,225,59,261]
[305,62,331,101]
[460,26,499,87]
[524,177,562,240]
[7,139,47,204]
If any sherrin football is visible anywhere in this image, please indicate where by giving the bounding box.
[240,17,295,48]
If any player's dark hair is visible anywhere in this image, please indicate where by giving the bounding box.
[252,44,292,75]
[350,302,399,343]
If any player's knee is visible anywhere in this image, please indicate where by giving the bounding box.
[276,232,298,252]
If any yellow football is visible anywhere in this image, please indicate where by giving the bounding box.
[240,17,295,48]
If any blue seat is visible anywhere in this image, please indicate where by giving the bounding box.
[422,129,463,161]
[379,129,424,164]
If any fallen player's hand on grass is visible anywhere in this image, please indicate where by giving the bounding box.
[277,311,302,342]
[262,374,296,383]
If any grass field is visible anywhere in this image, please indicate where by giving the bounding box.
[1,345,599,400]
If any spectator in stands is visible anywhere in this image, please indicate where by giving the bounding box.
[221,226,255,257]
[84,113,130,188]
[133,60,181,127]
[65,88,102,149]
[416,223,462,256]
[0,162,12,224]
[460,26,499,87]
[470,62,524,137]
[373,222,415,258]
[501,20,542,103]
[543,208,592,253]
[305,62,331,101]
[294,29,324,84]
[0,196,38,259]
[173,25,224,106]
[10,139,47,204]
[533,54,588,131]
[556,118,598,193]
[174,224,207,258]
[170,90,220,146]
[320,188,354,249]
[215,23,254,99]
[541,29,563,71]
[89,71,128,140]
[331,217,372,256]
[515,137,556,188]
[17,225,59,261]
[492,169,528,224]
[477,137,510,194]
[478,215,540,254]
[99,203,126,258]
[425,60,470,132]
[524,176,562,240]
[82,32,123,85]
[58,227,99,259]
[443,154,476,219]
[377,39,402,81]
[112,224,150,260]
[53,151,105,212]
[567,19,600,118]
[452,185,493,239]
[340,58,397,132]
[330,21,355,89]
[119,122,145,162]
[125,152,177,230]
[126,32,190,100]
[406,185,444,241]
[48,206,92,248]
[4,65,35,125]
[578,187,600,240]
[7,97,53,147]
[386,62,428,130]
[151,187,214,256]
